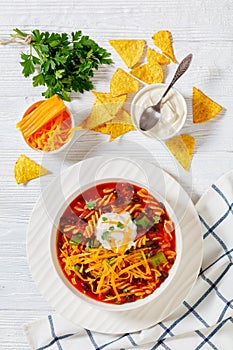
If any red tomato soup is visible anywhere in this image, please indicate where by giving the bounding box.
[56,182,176,304]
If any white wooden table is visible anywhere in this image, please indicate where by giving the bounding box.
[0,1,233,348]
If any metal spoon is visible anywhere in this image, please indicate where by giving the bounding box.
[139,53,193,131]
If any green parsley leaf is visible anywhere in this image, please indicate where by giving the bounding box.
[20,53,35,77]
[109,226,115,231]
[33,73,45,87]
[12,28,113,100]
[102,217,108,222]
[123,288,128,293]
[85,200,96,210]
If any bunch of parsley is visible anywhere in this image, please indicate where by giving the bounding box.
[12,28,112,101]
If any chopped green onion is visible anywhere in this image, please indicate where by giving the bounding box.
[85,200,96,210]
[69,233,83,245]
[89,239,95,247]
[91,238,100,248]
[109,226,115,231]
[74,264,81,271]
[149,252,167,268]
[106,257,116,264]
[153,215,160,224]
[102,216,108,222]
[123,288,128,293]
[134,215,153,229]
[117,221,124,229]
[85,241,91,251]
[102,231,109,240]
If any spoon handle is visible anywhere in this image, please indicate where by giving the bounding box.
[162,53,193,99]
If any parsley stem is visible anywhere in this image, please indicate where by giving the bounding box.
[11,28,28,39]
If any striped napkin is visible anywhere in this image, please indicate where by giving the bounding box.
[24,170,233,350]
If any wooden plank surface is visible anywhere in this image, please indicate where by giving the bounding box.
[0,0,233,348]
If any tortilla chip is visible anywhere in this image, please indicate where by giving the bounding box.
[110,68,140,97]
[146,48,170,65]
[93,110,135,141]
[14,154,49,184]
[130,62,164,84]
[165,134,195,171]
[152,30,176,63]
[92,91,127,116]
[192,87,223,123]
[79,92,127,130]
[109,39,145,68]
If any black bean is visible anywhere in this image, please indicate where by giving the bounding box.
[125,295,134,302]
[114,197,123,204]
[159,271,168,281]
[81,282,91,292]
[132,196,141,203]
[158,202,165,209]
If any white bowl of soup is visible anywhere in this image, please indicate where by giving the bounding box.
[50,179,182,312]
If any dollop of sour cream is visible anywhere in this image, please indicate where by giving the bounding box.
[131,84,187,140]
[95,212,137,254]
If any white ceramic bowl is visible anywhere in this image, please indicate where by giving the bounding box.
[20,100,75,154]
[131,83,187,140]
[50,178,182,312]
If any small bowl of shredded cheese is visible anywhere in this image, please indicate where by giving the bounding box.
[17,94,74,154]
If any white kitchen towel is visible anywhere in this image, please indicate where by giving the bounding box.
[24,170,233,350]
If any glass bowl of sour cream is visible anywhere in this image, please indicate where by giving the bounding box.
[131,84,187,140]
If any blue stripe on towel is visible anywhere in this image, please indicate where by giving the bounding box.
[212,185,233,213]
[85,329,137,350]
[36,316,74,350]
[195,317,230,349]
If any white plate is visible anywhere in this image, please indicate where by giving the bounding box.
[27,156,203,333]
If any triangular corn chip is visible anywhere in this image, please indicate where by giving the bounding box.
[92,91,127,116]
[192,87,223,123]
[79,92,127,130]
[110,68,140,96]
[111,109,134,124]
[152,30,176,63]
[14,154,50,184]
[109,39,145,68]
[146,48,170,65]
[79,102,111,130]
[130,62,164,84]
[93,110,135,141]
[165,134,195,170]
